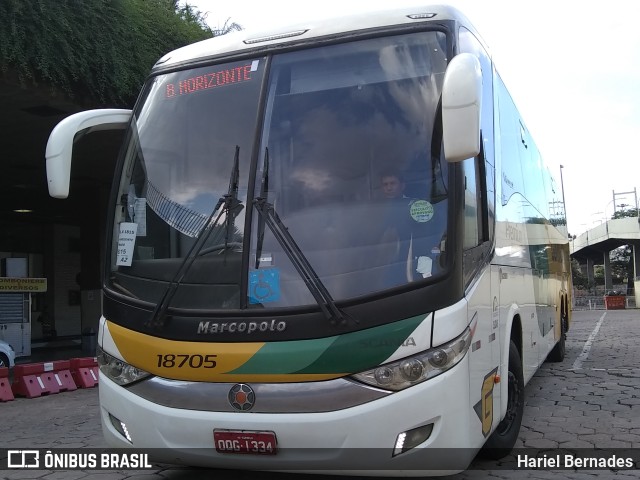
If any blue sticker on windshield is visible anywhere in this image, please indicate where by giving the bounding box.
[249,269,281,304]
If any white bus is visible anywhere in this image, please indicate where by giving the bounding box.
[46,4,571,475]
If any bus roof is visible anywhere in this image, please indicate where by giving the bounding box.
[152,4,480,72]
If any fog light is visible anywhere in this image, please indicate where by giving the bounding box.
[393,423,434,456]
[109,413,132,443]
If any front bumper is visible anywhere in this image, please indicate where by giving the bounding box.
[99,359,478,475]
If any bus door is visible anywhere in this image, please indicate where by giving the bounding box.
[463,155,501,442]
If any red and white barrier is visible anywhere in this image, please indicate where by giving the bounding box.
[0,367,14,402]
[12,360,79,398]
[42,360,78,393]
[8,356,99,399]
[12,362,52,398]
[70,357,99,388]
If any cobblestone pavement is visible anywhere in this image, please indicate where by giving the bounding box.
[2,310,639,479]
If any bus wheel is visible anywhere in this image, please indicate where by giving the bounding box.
[481,340,524,459]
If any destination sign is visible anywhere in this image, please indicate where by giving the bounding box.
[165,60,259,98]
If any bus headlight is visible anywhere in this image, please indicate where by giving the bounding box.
[96,345,151,386]
[350,327,472,391]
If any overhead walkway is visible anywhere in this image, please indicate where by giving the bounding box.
[570,217,640,306]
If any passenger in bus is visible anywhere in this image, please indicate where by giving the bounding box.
[378,170,413,286]
[378,169,446,283]
[380,170,407,200]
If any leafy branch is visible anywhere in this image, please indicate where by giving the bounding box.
[0,0,217,107]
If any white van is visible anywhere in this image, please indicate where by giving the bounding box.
[0,339,16,369]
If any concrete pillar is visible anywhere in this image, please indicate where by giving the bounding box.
[603,250,613,291]
[632,243,640,307]
[633,243,640,281]
[586,258,595,285]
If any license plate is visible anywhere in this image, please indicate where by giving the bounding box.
[214,429,277,455]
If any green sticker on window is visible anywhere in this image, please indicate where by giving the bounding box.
[409,200,434,223]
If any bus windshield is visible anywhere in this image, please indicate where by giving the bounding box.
[108,31,451,311]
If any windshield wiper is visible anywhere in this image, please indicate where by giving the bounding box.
[254,148,269,269]
[253,153,353,326]
[225,146,244,249]
[145,149,243,329]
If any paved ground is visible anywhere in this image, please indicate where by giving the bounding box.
[1,309,639,479]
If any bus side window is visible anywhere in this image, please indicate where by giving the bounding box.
[459,27,495,246]
[462,156,482,249]
[461,152,492,287]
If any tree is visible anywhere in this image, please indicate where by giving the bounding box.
[0,0,229,107]
[212,18,243,36]
[612,207,640,219]
[593,264,605,287]
[609,207,638,292]
[170,2,242,36]
[610,245,634,292]
[571,258,589,289]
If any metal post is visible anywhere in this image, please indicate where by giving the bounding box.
[612,189,638,218]
[603,251,613,291]
[560,165,567,235]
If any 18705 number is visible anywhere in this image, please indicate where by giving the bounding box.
[156,354,217,368]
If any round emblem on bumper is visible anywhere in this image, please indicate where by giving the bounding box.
[228,383,255,411]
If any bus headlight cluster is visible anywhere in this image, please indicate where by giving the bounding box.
[96,345,151,386]
[350,327,472,391]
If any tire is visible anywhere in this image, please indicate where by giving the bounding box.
[0,353,9,369]
[481,340,524,459]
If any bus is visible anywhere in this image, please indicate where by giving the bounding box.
[45,4,571,474]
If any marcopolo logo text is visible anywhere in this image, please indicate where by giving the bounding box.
[197,320,287,335]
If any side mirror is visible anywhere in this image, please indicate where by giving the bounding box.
[442,53,482,163]
[46,109,132,198]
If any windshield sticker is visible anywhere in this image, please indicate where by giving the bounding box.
[249,269,281,304]
[256,253,273,267]
[416,256,433,278]
[165,62,258,98]
[116,222,138,266]
[127,186,147,236]
[133,198,147,236]
[409,200,434,223]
